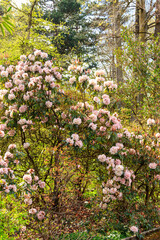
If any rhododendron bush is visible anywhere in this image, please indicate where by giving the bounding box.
[0,50,159,238]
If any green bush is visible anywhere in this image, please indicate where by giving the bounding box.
[0,195,28,240]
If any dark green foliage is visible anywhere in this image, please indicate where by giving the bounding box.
[41,0,97,58]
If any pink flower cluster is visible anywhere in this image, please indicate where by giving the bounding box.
[66,134,83,148]
[0,146,18,193]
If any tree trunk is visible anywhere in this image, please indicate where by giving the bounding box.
[135,0,140,39]
[139,0,146,42]
[155,0,160,37]
[113,0,123,83]
[52,151,60,211]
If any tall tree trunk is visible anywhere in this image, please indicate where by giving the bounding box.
[113,0,123,83]
[139,0,146,42]
[52,151,60,211]
[111,53,116,81]
[135,0,140,39]
[155,0,160,37]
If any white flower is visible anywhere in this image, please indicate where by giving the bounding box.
[147,118,155,125]
[130,226,138,233]
[20,55,27,61]
[95,70,106,76]
[23,142,30,149]
[8,93,15,100]
[18,119,26,125]
[98,154,107,162]
[115,165,124,176]
[1,71,8,77]
[23,174,32,184]
[69,77,76,84]
[45,101,52,108]
[71,133,79,141]
[73,118,82,125]
[109,146,119,155]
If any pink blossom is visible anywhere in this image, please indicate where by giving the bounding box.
[5,82,13,88]
[124,170,131,179]
[115,165,124,176]
[61,113,67,119]
[4,151,13,159]
[37,211,45,220]
[69,77,76,84]
[19,105,28,113]
[147,118,155,125]
[71,134,79,141]
[100,118,105,123]
[18,119,26,125]
[21,226,26,232]
[89,123,97,130]
[27,169,35,174]
[24,198,32,205]
[149,162,157,169]
[130,226,138,233]
[94,85,102,91]
[96,77,105,82]
[45,75,53,82]
[75,140,83,148]
[95,70,106,76]
[93,97,100,103]
[8,130,16,136]
[89,114,97,122]
[155,133,160,138]
[109,146,119,155]
[116,143,124,149]
[41,52,48,59]
[117,133,123,138]
[34,176,39,181]
[1,71,8,77]
[23,142,30,149]
[111,123,122,131]
[118,192,123,200]
[128,148,136,155]
[23,95,30,102]
[38,180,45,188]
[98,154,107,162]
[45,101,52,108]
[115,159,121,165]
[66,138,74,145]
[79,75,89,83]
[28,54,35,61]
[29,208,37,214]
[155,175,160,180]
[103,188,109,194]
[8,93,15,100]
[110,188,117,194]
[50,82,55,88]
[14,160,19,164]
[8,144,16,149]
[100,126,106,132]
[20,55,27,61]
[19,84,25,91]
[23,174,32,184]
[34,50,42,56]
[0,130,5,137]
[73,118,82,125]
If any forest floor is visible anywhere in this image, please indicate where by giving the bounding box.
[144,230,160,240]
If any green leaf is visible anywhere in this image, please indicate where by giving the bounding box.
[7,7,12,13]
[4,19,15,28]
[2,22,13,34]
[0,24,5,36]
